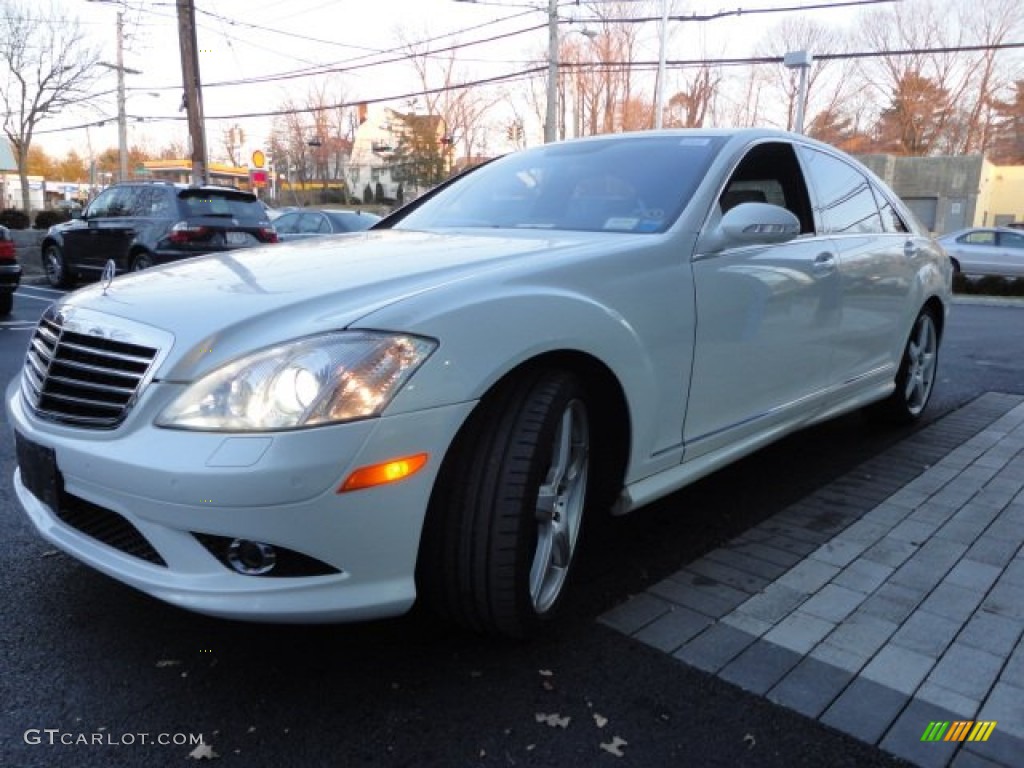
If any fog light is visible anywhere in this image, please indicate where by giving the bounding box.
[227,539,277,575]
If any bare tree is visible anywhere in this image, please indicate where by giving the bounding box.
[0,0,100,212]
[398,26,501,166]
[221,124,245,167]
[853,0,1024,155]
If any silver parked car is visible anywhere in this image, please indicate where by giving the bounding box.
[937,227,1024,278]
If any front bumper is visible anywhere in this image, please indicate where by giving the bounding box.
[7,377,475,622]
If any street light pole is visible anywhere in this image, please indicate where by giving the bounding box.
[544,0,558,143]
[783,50,813,135]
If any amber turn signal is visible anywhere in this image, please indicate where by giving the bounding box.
[338,453,429,493]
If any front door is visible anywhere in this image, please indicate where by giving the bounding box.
[684,141,838,459]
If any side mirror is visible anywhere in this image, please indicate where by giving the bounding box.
[698,202,801,254]
[71,210,84,220]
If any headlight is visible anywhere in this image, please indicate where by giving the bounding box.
[156,332,436,431]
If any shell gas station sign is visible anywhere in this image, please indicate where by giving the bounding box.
[249,150,268,188]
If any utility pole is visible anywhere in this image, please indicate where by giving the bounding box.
[543,0,558,143]
[177,0,208,185]
[98,11,140,182]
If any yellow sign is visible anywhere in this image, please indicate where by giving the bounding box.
[250,150,265,169]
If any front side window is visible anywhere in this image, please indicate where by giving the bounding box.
[961,231,995,246]
[393,135,727,234]
[799,148,884,235]
[273,212,301,234]
[717,142,815,234]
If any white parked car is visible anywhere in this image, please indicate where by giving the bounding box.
[936,226,1024,278]
[7,130,952,637]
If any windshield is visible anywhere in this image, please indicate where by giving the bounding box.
[394,135,725,234]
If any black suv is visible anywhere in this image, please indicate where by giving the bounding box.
[40,182,278,288]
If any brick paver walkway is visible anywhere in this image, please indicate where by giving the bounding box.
[601,393,1024,768]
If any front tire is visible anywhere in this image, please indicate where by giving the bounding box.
[0,292,12,316]
[43,244,72,288]
[417,370,592,637]
[875,307,939,424]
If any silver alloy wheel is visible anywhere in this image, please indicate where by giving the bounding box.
[530,398,589,614]
[44,247,63,284]
[904,312,938,416]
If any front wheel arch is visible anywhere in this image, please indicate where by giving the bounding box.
[415,356,629,637]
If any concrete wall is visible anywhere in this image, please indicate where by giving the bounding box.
[856,154,985,235]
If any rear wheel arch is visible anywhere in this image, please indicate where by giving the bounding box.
[129,247,154,271]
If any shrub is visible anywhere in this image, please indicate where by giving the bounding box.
[953,273,1024,297]
[0,208,30,229]
[34,209,71,229]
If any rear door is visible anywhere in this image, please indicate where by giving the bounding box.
[797,147,922,396]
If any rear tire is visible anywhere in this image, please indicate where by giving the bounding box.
[130,252,153,272]
[873,307,939,424]
[417,370,592,637]
[0,292,11,316]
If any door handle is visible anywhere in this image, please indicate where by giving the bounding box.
[812,252,837,275]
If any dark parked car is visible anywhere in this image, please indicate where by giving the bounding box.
[40,182,278,288]
[272,208,381,241]
[0,224,20,315]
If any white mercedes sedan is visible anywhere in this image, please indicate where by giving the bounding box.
[7,130,952,637]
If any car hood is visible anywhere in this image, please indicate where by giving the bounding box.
[57,229,599,380]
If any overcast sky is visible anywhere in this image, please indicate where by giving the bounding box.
[32,0,860,160]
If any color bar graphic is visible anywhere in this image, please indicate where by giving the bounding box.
[920,721,997,742]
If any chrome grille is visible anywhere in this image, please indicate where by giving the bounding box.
[21,308,161,428]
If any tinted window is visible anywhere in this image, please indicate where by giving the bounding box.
[298,214,327,234]
[273,212,301,234]
[393,135,727,234]
[177,190,264,221]
[800,149,883,235]
[999,231,1024,249]
[87,186,137,218]
[131,187,173,217]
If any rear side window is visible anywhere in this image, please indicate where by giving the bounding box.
[799,148,884,235]
[177,190,264,221]
[1000,231,1024,249]
[870,185,910,234]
